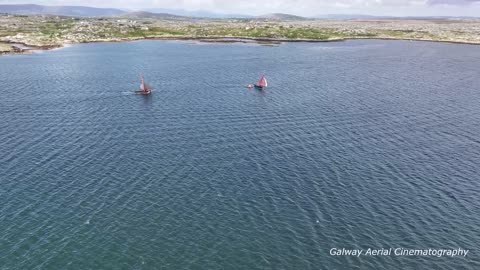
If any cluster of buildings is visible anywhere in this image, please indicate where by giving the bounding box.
[1,13,479,50]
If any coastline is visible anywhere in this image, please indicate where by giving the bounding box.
[0,41,62,56]
[1,35,479,57]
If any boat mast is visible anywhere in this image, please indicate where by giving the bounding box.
[140,75,145,91]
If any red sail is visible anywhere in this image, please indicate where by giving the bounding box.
[257,75,266,87]
[140,75,152,91]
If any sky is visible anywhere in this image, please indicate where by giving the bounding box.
[1,0,480,16]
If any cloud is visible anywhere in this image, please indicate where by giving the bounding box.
[427,0,480,4]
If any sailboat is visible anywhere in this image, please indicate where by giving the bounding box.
[135,75,153,95]
[254,74,268,90]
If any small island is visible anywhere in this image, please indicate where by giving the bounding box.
[1,12,480,55]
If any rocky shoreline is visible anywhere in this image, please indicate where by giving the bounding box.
[0,41,62,56]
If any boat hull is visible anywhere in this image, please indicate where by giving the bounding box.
[135,90,152,95]
[254,85,265,90]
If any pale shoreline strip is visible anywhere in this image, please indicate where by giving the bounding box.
[1,35,479,57]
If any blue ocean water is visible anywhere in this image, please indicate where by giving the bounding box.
[0,40,479,269]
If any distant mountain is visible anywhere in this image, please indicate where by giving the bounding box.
[147,8,252,18]
[315,14,480,20]
[0,4,125,17]
[315,14,389,19]
[256,13,308,21]
[119,11,190,20]
[3,4,475,20]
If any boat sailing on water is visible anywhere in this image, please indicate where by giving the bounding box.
[135,75,153,95]
[254,74,268,90]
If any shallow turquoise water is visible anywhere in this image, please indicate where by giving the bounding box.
[0,40,479,269]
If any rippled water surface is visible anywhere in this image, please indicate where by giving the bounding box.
[1,40,479,269]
